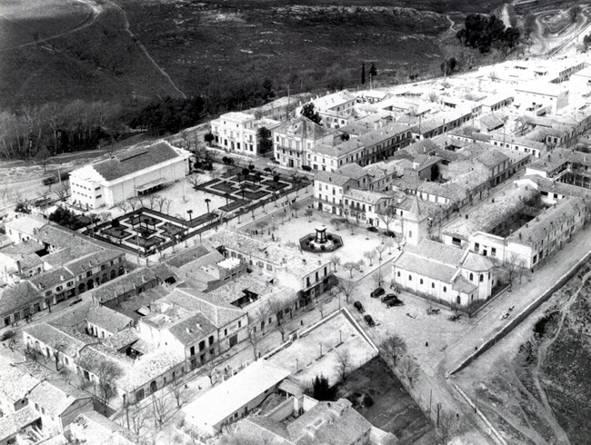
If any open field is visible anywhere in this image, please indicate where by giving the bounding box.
[454,261,591,444]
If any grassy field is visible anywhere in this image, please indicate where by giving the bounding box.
[1,0,510,111]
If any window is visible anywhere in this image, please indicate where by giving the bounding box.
[397,271,400,277]
[431,282,435,289]
[420,278,423,285]
[209,336,214,345]
[469,273,473,281]
[408,274,412,281]
[443,286,447,292]
[479,274,483,282]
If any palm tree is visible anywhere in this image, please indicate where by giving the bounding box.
[205,198,211,214]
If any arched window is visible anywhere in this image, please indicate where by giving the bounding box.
[469,273,473,281]
[150,381,157,394]
[456,295,461,305]
[479,274,484,282]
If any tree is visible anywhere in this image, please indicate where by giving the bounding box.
[127,403,147,439]
[300,103,322,125]
[151,395,167,428]
[35,147,51,172]
[204,132,215,145]
[305,208,313,222]
[343,261,360,279]
[312,375,335,401]
[375,244,387,262]
[369,63,378,79]
[361,62,366,85]
[14,200,31,214]
[330,255,341,272]
[257,126,273,154]
[93,361,123,404]
[262,78,274,99]
[335,349,351,381]
[338,279,356,303]
[363,250,376,267]
[380,334,407,366]
[168,379,184,409]
[52,183,69,201]
[569,5,581,23]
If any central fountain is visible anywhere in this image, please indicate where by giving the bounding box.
[299,225,343,253]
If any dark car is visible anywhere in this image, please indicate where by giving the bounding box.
[264,167,273,173]
[353,301,365,313]
[386,297,404,307]
[370,287,385,298]
[366,226,378,232]
[381,293,397,302]
[364,314,376,327]
[384,230,396,238]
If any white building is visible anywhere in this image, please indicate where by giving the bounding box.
[515,82,569,114]
[393,239,495,308]
[69,141,190,209]
[182,360,290,436]
[210,112,279,156]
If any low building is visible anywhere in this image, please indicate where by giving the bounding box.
[68,141,190,209]
[67,411,135,445]
[393,239,495,308]
[182,360,291,436]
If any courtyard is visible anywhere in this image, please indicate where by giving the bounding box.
[265,310,378,386]
[241,208,400,280]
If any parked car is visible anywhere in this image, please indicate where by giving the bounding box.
[384,230,396,238]
[426,306,440,315]
[366,226,378,232]
[364,314,376,327]
[370,287,385,298]
[385,297,404,307]
[381,293,398,302]
[353,301,365,313]
[448,313,461,321]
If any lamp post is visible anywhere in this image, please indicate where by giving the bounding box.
[205,198,211,215]
[187,209,193,224]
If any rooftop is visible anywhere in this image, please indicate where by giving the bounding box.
[183,360,290,431]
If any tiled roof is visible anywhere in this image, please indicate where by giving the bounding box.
[29,267,74,290]
[0,358,40,402]
[29,379,90,416]
[169,312,217,345]
[314,171,352,187]
[0,281,42,315]
[288,399,372,445]
[453,276,477,294]
[91,141,182,182]
[508,197,585,245]
[394,251,458,283]
[64,249,122,276]
[0,406,39,439]
[24,323,88,357]
[87,305,132,333]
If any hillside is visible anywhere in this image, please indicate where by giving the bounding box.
[0,0,508,111]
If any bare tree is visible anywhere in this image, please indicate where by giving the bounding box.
[188,175,201,190]
[116,200,131,214]
[380,334,407,366]
[128,197,140,211]
[128,403,147,439]
[163,198,172,214]
[338,279,357,304]
[335,349,351,381]
[398,355,419,388]
[330,255,341,272]
[168,379,184,409]
[375,243,387,262]
[53,183,69,201]
[343,261,360,279]
[363,250,376,267]
[151,395,167,428]
[377,205,396,232]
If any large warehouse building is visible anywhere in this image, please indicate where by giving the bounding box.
[69,141,190,209]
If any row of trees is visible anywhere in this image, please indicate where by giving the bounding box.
[0,100,124,160]
[456,14,521,54]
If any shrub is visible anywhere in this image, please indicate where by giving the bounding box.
[362,394,374,407]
